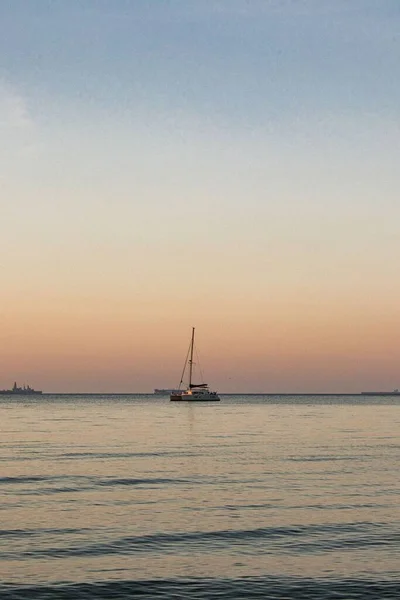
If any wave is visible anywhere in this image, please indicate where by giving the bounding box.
[0,474,192,491]
[0,576,399,599]
[2,522,398,559]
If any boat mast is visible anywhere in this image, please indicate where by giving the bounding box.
[188,327,195,388]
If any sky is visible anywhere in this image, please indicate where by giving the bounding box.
[1,0,400,393]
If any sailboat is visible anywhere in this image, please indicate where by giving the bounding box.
[170,328,220,401]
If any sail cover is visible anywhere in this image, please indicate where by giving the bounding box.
[189,383,208,389]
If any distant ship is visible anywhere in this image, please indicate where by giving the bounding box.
[0,382,43,395]
[361,388,400,396]
[154,388,182,395]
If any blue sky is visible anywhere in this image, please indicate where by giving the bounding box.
[2,0,400,123]
[1,1,400,392]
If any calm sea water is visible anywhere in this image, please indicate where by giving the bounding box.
[1,394,399,599]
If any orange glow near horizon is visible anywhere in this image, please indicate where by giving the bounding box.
[1,289,400,392]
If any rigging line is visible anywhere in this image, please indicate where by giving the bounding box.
[194,343,205,384]
[178,341,191,389]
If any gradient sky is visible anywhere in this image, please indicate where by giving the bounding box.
[1,0,400,392]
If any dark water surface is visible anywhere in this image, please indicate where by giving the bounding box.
[1,394,399,598]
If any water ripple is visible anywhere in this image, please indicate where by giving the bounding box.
[1,395,399,591]
[0,577,399,599]
[2,522,398,560]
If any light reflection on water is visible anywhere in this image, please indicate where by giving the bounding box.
[0,394,399,597]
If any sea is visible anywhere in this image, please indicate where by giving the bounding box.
[1,393,399,599]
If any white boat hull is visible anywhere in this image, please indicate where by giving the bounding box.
[170,390,220,402]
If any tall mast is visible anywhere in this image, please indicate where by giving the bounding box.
[188,327,195,388]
